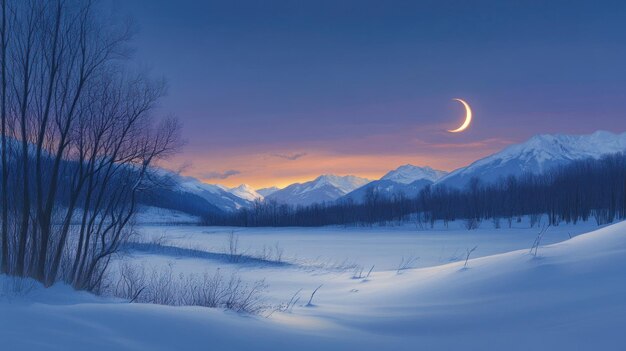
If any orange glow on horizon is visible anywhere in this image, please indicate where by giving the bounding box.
[162,140,510,189]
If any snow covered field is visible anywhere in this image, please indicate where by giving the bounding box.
[2,220,626,350]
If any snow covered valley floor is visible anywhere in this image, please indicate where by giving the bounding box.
[2,220,626,350]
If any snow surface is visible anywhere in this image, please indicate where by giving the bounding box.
[438,130,626,188]
[3,220,626,350]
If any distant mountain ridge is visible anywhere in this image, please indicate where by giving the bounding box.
[176,176,253,212]
[381,165,447,184]
[437,130,626,188]
[265,174,371,206]
[146,130,626,216]
[342,165,447,203]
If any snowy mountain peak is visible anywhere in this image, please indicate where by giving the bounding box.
[381,165,448,184]
[266,174,371,206]
[312,174,371,193]
[438,130,626,188]
[228,184,263,201]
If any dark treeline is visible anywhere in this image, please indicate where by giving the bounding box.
[206,153,626,228]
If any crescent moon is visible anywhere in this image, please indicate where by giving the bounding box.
[447,98,472,133]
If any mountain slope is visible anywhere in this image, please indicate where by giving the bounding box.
[266,174,371,206]
[341,165,445,203]
[381,165,447,184]
[257,187,280,197]
[176,176,254,212]
[341,178,433,203]
[438,130,626,188]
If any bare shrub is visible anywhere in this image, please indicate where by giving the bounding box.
[530,224,549,257]
[396,255,419,274]
[110,263,268,314]
[306,285,323,307]
[227,231,242,263]
[115,262,147,303]
[463,246,478,269]
[255,242,284,263]
[351,265,364,279]
[364,265,375,280]
[146,264,178,305]
[273,242,284,263]
[464,218,480,230]
[270,289,302,316]
[352,265,374,280]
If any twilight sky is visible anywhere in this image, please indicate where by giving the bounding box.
[115,0,626,188]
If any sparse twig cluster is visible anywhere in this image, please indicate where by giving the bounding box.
[352,265,375,280]
[396,255,419,274]
[306,285,323,307]
[463,246,478,268]
[530,225,549,257]
[255,242,284,263]
[113,262,268,314]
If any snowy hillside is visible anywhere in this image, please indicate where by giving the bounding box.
[3,221,626,350]
[438,130,626,188]
[266,174,371,206]
[381,164,447,184]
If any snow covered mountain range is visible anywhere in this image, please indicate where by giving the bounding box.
[381,165,447,184]
[342,165,447,203]
[176,176,254,212]
[265,175,371,206]
[437,131,626,188]
[154,130,626,215]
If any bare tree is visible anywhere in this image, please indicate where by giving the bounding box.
[0,0,181,290]
[0,0,9,274]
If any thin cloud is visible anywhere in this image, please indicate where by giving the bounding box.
[201,169,241,180]
[272,152,307,161]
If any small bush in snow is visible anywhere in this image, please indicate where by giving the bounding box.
[111,263,268,314]
[530,225,549,257]
[463,246,478,269]
[227,231,243,263]
[306,285,323,307]
[396,255,419,274]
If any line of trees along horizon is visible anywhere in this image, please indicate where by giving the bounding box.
[0,0,180,290]
[205,153,626,228]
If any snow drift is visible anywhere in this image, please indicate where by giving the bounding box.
[3,221,626,350]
